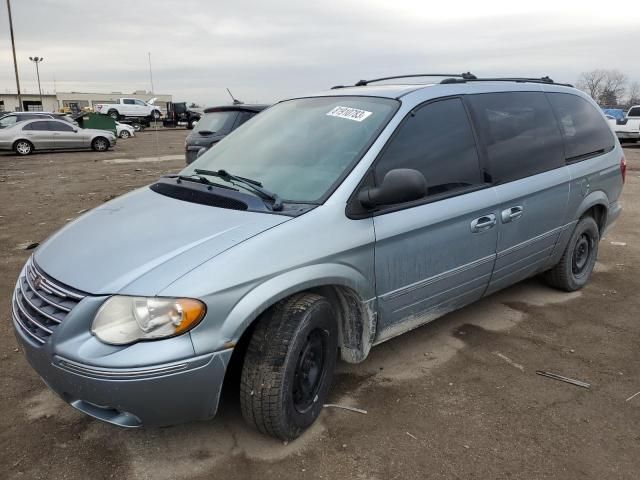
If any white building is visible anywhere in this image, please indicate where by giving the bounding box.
[0,90,172,113]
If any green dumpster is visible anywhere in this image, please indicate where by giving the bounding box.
[72,112,117,135]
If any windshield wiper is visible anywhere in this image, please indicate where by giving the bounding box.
[198,130,215,135]
[194,168,283,211]
[162,174,238,191]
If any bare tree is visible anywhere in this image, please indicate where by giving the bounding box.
[626,81,640,108]
[576,69,608,99]
[577,69,628,106]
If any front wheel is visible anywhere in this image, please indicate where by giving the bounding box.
[14,140,33,156]
[240,293,338,440]
[544,216,600,291]
[151,110,161,120]
[91,137,109,152]
[119,130,130,139]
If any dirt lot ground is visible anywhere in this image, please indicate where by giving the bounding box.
[1,131,639,480]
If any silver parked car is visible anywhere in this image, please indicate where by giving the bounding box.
[0,118,116,155]
[11,74,624,440]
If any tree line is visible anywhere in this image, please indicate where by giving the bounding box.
[576,69,640,109]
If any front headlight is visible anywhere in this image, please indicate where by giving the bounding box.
[91,296,206,345]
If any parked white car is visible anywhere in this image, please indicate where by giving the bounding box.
[115,122,135,139]
[606,105,640,142]
[94,98,162,121]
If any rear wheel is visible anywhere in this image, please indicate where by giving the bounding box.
[544,216,600,291]
[91,137,109,152]
[107,110,119,120]
[240,293,338,440]
[14,140,33,156]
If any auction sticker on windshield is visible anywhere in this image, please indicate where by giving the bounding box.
[327,106,373,122]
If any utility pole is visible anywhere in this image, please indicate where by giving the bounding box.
[6,0,22,110]
[29,56,44,107]
[147,52,155,93]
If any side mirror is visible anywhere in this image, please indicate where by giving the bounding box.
[196,147,207,159]
[358,168,427,209]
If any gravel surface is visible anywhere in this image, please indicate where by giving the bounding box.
[1,133,639,479]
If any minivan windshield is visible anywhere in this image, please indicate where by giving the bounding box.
[194,111,237,134]
[182,96,398,203]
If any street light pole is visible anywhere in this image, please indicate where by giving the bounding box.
[147,52,155,93]
[6,0,22,110]
[29,56,44,108]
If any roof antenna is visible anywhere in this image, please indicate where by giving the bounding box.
[226,88,243,105]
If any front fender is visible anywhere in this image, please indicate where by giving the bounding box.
[188,263,375,356]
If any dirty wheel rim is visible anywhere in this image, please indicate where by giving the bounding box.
[121,131,129,139]
[572,232,593,277]
[94,139,107,151]
[292,329,326,413]
[16,142,30,154]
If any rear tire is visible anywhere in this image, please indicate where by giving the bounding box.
[14,140,33,156]
[107,110,119,120]
[240,293,338,440]
[91,137,109,152]
[544,216,600,291]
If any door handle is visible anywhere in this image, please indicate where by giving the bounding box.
[501,206,523,223]
[470,214,496,233]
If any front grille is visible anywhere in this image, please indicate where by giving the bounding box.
[12,258,85,345]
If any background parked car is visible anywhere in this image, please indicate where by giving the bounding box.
[0,119,116,155]
[115,122,135,139]
[162,102,201,129]
[94,98,162,120]
[0,112,77,129]
[184,104,268,164]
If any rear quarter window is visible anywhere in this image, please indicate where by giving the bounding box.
[467,92,564,184]
[628,106,640,117]
[547,93,615,161]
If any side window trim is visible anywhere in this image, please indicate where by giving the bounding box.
[346,95,491,219]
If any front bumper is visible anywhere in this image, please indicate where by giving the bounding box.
[13,309,232,428]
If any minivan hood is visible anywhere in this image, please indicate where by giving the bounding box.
[34,187,289,295]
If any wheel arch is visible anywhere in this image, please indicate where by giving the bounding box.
[575,190,609,234]
[216,264,377,365]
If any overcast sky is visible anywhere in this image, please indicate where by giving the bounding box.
[1,0,639,105]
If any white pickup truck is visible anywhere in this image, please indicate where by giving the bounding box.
[606,105,640,142]
[94,98,162,120]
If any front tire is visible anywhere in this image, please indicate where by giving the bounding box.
[240,293,338,440]
[151,110,161,120]
[14,140,33,156]
[544,216,600,291]
[119,130,130,139]
[91,137,109,152]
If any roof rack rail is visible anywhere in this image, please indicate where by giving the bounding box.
[439,76,574,88]
[331,72,477,89]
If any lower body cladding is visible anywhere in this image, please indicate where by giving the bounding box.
[14,325,232,428]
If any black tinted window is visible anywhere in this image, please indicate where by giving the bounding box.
[468,92,564,183]
[547,93,615,161]
[123,99,135,105]
[47,121,74,132]
[628,106,640,117]
[375,98,483,197]
[23,121,49,131]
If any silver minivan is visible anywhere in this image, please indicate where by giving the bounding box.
[11,74,624,440]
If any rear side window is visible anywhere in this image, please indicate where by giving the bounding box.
[374,98,483,197]
[468,92,564,184]
[628,106,640,117]
[547,93,615,161]
[123,99,135,105]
